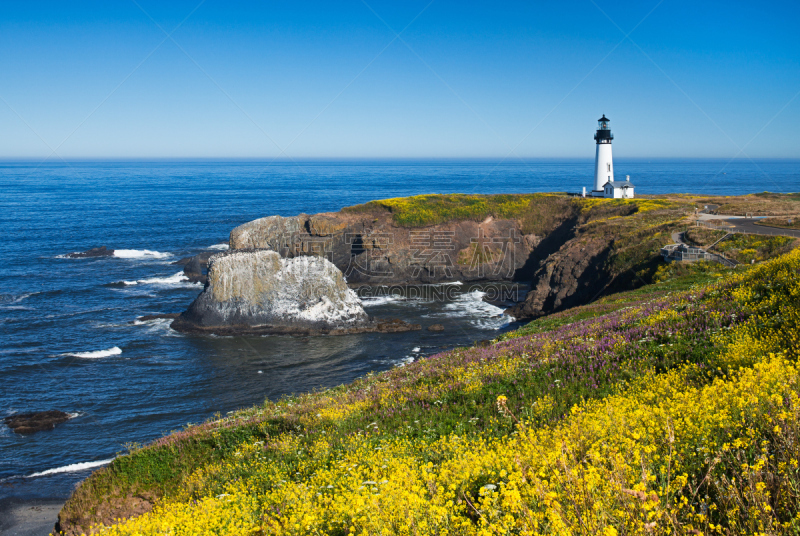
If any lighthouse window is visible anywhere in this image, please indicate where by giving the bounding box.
[607,163,611,172]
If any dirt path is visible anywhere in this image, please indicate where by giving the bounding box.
[671,231,685,244]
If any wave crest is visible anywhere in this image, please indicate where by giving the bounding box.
[113,249,172,259]
[27,458,115,478]
[122,272,199,286]
[61,346,122,359]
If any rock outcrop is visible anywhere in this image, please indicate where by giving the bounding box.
[181,252,214,284]
[226,199,682,321]
[506,237,612,319]
[4,410,71,434]
[171,250,419,335]
[66,246,114,258]
[229,213,540,285]
[505,206,681,319]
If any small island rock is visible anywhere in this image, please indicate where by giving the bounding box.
[5,410,71,434]
[66,246,114,258]
[172,250,416,336]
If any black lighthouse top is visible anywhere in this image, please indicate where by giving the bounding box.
[594,114,613,143]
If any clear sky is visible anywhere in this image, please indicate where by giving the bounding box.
[1,1,798,158]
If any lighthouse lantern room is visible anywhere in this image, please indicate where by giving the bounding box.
[592,114,614,196]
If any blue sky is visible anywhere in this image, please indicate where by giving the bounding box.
[0,1,798,158]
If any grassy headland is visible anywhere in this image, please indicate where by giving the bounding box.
[341,193,677,234]
[59,192,800,535]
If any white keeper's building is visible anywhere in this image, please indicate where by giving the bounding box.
[589,115,634,199]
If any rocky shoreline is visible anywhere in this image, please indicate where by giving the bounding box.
[124,195,684,336]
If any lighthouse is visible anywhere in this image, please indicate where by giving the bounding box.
[592,114,614,196]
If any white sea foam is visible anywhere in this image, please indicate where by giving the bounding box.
[360,295,405,307]
[123,272,199,287]
[375,355,415,367]
[443,290,504,316]
[428,290,512,330]
[61,346,122,359]
[113,249,172,259]
[27,458,115,478]
[133,318,180,336]
[208,243,230,250]
[412,347,421,352]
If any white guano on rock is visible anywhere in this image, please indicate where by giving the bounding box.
[175,249,368,333]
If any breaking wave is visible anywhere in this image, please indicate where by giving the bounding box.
[122,272,199,287]
[133,317,181,336]
[27,458,115,478]
[360,295,405,307]
[61,347,122,359]
[208,243,230,250]
[113,249,172,259]
[433,290,512,330]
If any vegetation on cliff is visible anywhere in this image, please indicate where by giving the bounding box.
[341,193,548,228]
[341,193,678,234]
[685,228,797,264]
[61,241,800,534]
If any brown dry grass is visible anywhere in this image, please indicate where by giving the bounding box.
[648,192,800,216]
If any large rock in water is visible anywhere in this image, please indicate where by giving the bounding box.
[172,250,417,335]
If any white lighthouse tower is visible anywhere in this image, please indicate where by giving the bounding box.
[592,114,614,196]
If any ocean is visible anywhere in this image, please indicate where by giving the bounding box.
[1,158,798,511]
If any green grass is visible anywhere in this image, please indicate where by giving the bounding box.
[341,193,684,230]
[713,233,796,263]
[341,193,551,227]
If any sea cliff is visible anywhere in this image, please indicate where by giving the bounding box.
[224,193,690,319]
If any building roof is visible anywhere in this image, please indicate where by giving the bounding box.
[604,180,634,189]
[598,114,610,122]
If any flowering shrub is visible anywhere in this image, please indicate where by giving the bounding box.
[91,249,800,535]
[712,234,796,264]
